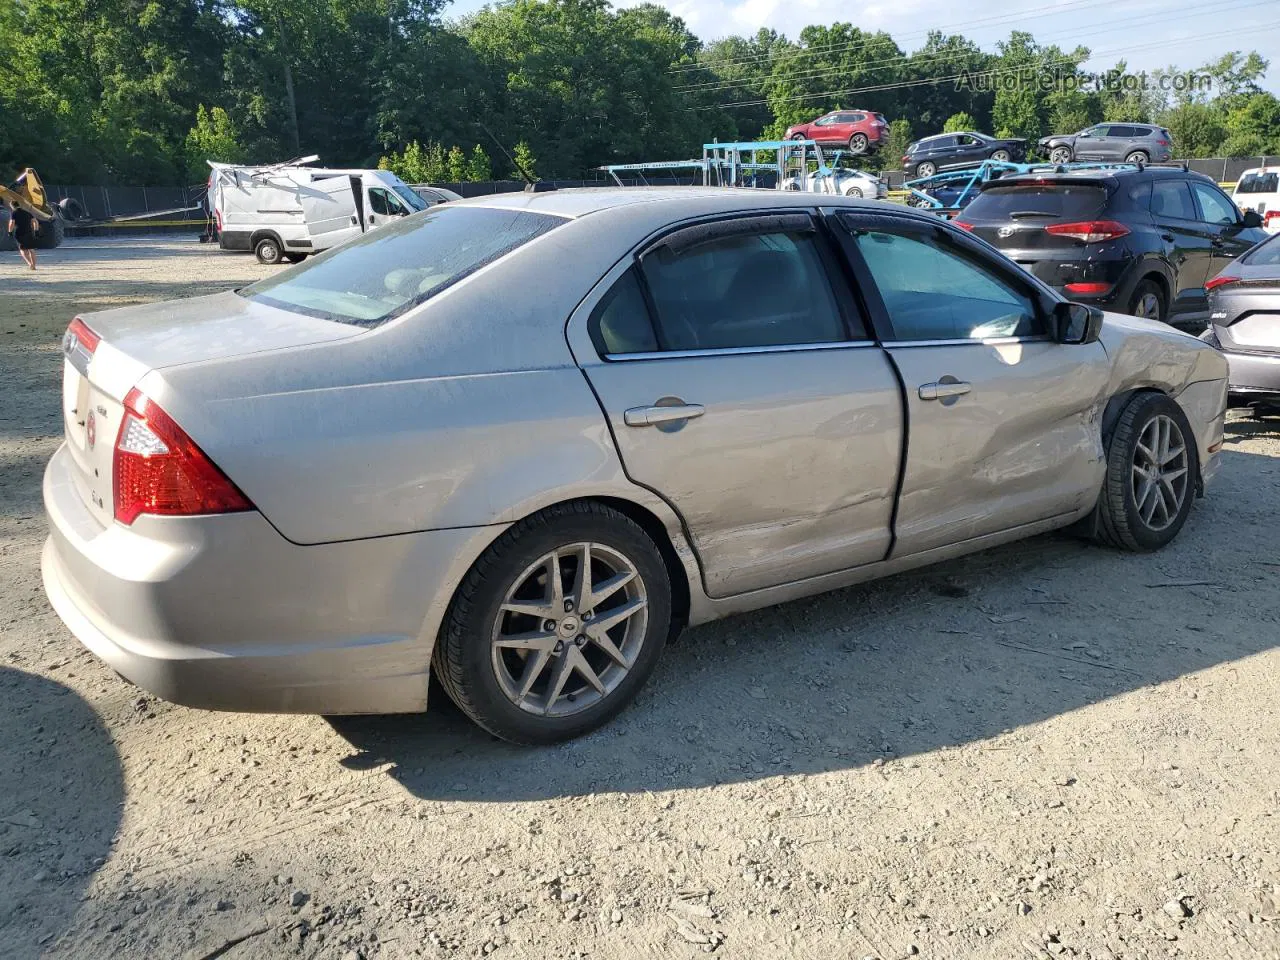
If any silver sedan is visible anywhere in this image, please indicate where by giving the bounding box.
[43,188,1228,744]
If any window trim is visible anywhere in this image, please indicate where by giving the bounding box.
[1149,178,1200,223]
[830,209,1056,344]
[589,211,870,361]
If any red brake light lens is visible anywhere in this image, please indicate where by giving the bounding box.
[1064,281,1113,295]
[1044,220,1131,243]
[64,317,100,356]
[1156,138,1170,146]
[952,220,974,231]
[1205,274,1240,292]
[113,388,252,525]
[1265,210,1280,225]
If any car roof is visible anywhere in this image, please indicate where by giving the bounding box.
[991,166,1213,187]
[455,186,895,219]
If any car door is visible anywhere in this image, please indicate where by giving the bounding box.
[1191,180,1260,276]
[1149,178,1215,308]
[366,185,410,231]
[953,134,986,165]
[570,212,905,597]
[300,174,365,249]
[1073,125,1108,160]
[811,114,840,143]
[830,211,1112,557]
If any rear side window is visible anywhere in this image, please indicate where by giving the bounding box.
[592,269,658,355]
[1244,234,1280,265]
[1150,180,1197,220]
[637,229,852,352]
[242,207,564,327]
[1238,172,1279,194]
[961,183,1108,221]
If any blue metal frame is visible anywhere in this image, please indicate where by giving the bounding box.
[903,159,1147,214]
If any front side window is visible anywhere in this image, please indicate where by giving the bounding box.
[1192,183,1239,225]
[850,226,1042,341]
[368,188,407,217]
[1150,180,1197,221]
[814,115,837,126]
[638,228,851,352]
[242,206,564,327]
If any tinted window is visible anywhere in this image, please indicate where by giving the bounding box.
[1111,126,1139,138]
[961,183,1108,220]
[1238,172,1279,194]
[1244,233,1280,265]
[243,207,564,326]
[852,228,1042,340]
[368,187,405,216]
[1150,180,1198,220]
[1192,183,1239,224]
[592,269,658,355]
[640,229,850,351]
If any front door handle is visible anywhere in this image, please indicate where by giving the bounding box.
[919,381,972,401]
[624,402,705,427]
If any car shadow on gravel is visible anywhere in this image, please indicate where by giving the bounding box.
[331,444,1280,803]
[0,669,123,959]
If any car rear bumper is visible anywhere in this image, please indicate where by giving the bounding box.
[1221,349,1280,399]
[41,442,498,714]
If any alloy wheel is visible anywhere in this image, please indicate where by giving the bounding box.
[1131,414,1189,532]
[1050,147,1071,163]
[490,543,648,717]
[1134,292,1162,319]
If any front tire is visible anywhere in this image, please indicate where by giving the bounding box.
[433,502,672,744]
[1093,393,1197,551]
[1049,146,1073,164]
[254,236,282,264]
[915,161,936,178]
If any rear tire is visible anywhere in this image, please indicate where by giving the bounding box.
[1127,279,1166,323]
[1125,150,1149,165]
[845,185,864,198]
[1092,393,1197,552]
[254,236,282,264]
[991,149,1011,162]
[433,502,672,744]
[849,133,869,154]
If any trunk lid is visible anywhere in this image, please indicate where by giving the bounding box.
[60,294,362,527]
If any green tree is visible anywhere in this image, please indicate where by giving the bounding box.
[510,140,537,180]
[466,144,492,181]
[185,106,246,181]
[446,145,468,182]
[884,119,914,161]
[1157,102,1227,157]
[1221,92,1280,156]
[942,112,977,133]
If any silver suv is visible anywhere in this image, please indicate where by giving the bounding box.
[1038,123,1174,165]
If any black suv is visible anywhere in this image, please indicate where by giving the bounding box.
[902,131,1027,178]
[953,166,1267,327]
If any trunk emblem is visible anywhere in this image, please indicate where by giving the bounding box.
[86,411,96,449]
[998,226,1016,238]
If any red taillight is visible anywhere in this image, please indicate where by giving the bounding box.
[1156,139,1170,146]
[1064,281,1113,295]
[1265,210,1280,225]
[1205,274,1240,292]
[64,316,100,356]
[952,220,974,231]
[113,388,252,525]
[1044,220,1131,243]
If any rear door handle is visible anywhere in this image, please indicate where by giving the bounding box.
[919,381,972,401]
[1160,233,1175,242]
[624,403,705,427]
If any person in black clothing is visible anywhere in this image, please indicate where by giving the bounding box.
[7,200,39,270]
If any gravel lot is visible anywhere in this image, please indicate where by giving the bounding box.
[2,238,1279,960]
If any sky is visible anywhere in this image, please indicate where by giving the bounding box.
[447,0,1280,93]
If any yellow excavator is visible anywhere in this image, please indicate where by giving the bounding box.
[1,167,66,249]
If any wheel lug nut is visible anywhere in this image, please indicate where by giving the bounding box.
[564,600,574,613]
[543,620,556,632]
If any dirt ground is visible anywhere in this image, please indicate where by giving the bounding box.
[1,238,1279,960]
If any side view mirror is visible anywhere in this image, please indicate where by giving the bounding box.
[1052,301,1104,344]
[1078,130,1093,138]
[1241,209,1263,228]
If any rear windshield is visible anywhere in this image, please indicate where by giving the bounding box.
[1237,172,1279,194]
[241,206,564,326]
[1244,233,1280,265]
[961,183,1108,221]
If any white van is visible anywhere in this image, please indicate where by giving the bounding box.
[207,160,433,263]
[1232,167,1280,234]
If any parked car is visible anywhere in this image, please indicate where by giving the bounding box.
[1201,231,1280,409]
[1038,123,1173,165]
[43,190,1228,744]
[783,166,887,198]
[411,185,463,207]
[784,110,887,154]
[953,165,1267,327]
[1231,167,1280,233]
[902,132,1027,177]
